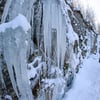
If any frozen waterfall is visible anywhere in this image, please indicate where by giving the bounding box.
[0,0,98,100]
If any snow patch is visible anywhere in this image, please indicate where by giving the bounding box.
[63,56,100,100]
[0,14,31,33]
[67,25,79,44]
[4,95,12,100]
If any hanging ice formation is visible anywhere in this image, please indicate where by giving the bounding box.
[0,0,98,100]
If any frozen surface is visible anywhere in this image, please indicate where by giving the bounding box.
[1,14,33,100]
[0,0,98,100]
[0,14,31,32]
[63,55,100,100]
[42,0,67,69]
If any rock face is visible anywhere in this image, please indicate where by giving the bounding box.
[68,9,97,57]
[0,0,98,100]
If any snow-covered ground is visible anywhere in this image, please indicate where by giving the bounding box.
[63,54,100,100]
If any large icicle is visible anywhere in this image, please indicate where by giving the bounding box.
[0,14,33,100]
[1,0,35,22]
[42,0,66,69]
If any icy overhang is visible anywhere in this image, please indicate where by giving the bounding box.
[0,14,31,33]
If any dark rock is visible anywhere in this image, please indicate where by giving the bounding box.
[33,60,38,68]
[67,72,74,89]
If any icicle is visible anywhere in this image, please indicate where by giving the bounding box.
[43,0,52,73]
[43,0,66,70]
[0,14,34,100]
[2,0,34,22]
[3,34,19,97]
[1,0,12,23]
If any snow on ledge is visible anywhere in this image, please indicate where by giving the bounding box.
[0,14,31,33]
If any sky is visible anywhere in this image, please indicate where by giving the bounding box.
[73,0,100,26]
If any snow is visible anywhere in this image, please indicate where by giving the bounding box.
[28,56,42,67]
[27,56,46,85]
[0,14,31,33]
[41,77,66,100]
[4,95,12,100]
[51,67,63,77]
[70,53,79,70]
[60,0,79,44]
[67,25,79,44]
[42,77,65,89]
[27,67,37,84]
[63,55,100,100]
[20,0,24,5]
